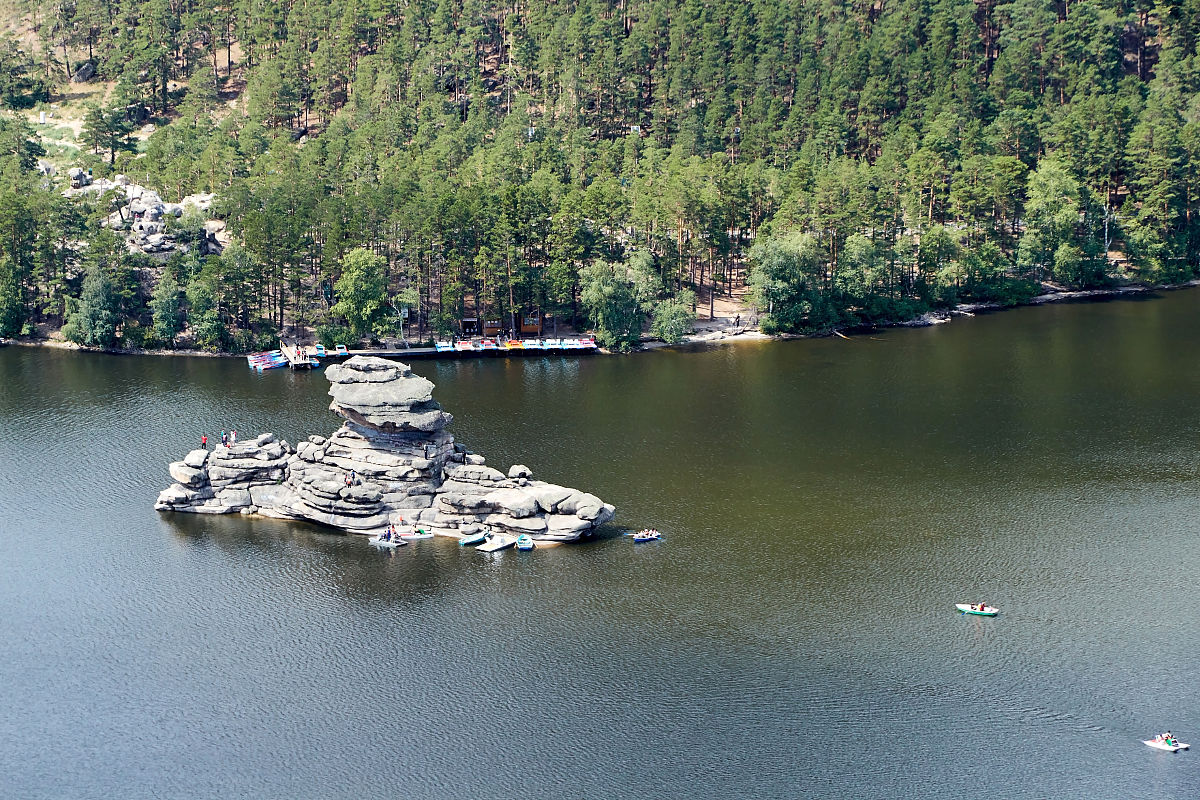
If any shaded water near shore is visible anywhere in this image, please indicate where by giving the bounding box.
[4,291,1200,798]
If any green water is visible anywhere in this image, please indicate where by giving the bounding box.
[2,291,1200,798]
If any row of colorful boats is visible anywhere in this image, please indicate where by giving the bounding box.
[434,337,598,353]
[246,350,289,370]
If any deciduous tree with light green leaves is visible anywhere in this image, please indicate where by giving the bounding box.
[332,248,388,339]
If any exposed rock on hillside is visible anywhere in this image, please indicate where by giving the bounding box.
[65,175,221,257]
[155,356,615,542]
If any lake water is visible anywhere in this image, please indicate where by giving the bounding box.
[3,292,1200,798]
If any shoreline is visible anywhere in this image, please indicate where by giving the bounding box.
[660,278,1200,350]
[7,279,1200,359]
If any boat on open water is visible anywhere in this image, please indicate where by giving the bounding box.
[955,603,998,616]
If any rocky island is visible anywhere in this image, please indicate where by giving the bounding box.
[155,356,615,542]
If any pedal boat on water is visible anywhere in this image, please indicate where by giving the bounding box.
[1144,736,1189,752]
[955,603,999,616]
[628,529,662,542]
[368,534,407,548]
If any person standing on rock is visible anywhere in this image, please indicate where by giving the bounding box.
[220,430,227,448]
[201,434,208,449]
[231,430,237,445]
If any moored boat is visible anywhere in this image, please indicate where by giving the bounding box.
[516,534,535,551]
[477,533,516,552]
[368,534,407,548]
[955,603,999,616]
[459,530,488,546]
[399,527,434,540]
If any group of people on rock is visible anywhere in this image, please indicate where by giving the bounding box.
[201,430,237,449]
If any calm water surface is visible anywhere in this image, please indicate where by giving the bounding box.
[4,292,1200,798]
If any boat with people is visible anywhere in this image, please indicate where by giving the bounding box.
[955,603,999,616]
[628,528,662,542]
[1144,733,1189,752]
[459,530,489,546]
[516,534,535,551]
[369,523,409,547]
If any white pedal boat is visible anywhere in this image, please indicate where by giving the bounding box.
[955,603,999,616]
[1144,738,1189,752]
[399,527,434,540]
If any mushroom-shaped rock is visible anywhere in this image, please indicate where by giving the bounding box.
[157,357,615,542]
[326,356,452,432]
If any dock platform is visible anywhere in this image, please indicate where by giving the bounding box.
[280,342,320,369]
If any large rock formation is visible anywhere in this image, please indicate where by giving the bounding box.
[155,356,615,542]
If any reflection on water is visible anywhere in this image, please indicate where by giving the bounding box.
[4,291,1200,798]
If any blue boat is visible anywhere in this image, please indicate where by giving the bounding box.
[459,530,488,546]
[515,534,535,551]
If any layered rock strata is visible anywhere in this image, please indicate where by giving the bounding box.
[156,356,615,542]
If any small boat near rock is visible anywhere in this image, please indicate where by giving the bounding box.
[399,527,434,540]
[459,530,489,546]
[477,533,516,552]
[368,534,407,548]
[955,603,999,616]
[516,534,535,551]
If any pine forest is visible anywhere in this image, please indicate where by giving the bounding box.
[2,0,1200,350]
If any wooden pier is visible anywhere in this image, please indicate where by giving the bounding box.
[280,341,320,369]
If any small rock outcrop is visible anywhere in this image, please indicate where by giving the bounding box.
[156,356,615,542]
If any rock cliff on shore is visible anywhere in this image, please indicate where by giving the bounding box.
[155,356,615,541]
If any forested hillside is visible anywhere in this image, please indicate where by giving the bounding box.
[2,0,1200,350]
